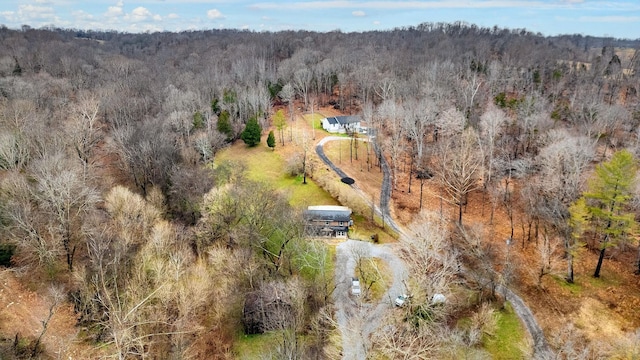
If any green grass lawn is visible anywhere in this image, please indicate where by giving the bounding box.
[303,112,326,130]
[232,331,282,359]
[215,142,337,209]
[350,213,397,243]
[484,302,527,359]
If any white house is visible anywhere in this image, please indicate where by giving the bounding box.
[321,116,361,134]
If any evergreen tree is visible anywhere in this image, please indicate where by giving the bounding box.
[217,110,233,139]
[12,59,21,76]
[241,117,262,147]
[193,111,205,130]
[582,149,637,278]
[211,98,221,115]
[267,130,276,150]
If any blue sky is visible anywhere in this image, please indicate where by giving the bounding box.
[1,1,639,39]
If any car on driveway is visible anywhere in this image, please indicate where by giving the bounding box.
[351,278,361,296]
[395,294,408,307]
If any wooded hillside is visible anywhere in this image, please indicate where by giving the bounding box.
[1,23,640,358]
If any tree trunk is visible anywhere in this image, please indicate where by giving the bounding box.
[408,159,413,194]
[419,180,424,210]
[594,247,606,278]
[567,252,574,283]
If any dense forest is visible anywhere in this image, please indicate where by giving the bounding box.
[1,23,640,359]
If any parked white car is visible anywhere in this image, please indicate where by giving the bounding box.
[351,278,361,296]
[431,293,446,305]
[395,294,408,307]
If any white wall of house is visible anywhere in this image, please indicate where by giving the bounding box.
[321,118,342,133]
[321,118,362,134]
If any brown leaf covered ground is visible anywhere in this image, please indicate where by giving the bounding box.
[310,106,640,350]
[2,104,639,357]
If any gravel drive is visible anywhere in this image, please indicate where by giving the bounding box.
[316,136,554,359]
[333,240,408,360]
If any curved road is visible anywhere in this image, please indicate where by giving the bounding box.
[316,136,554,359]
[315,136,402,235]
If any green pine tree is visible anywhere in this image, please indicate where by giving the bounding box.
[217,110,233,139]
[241,117,262,147]
[267,130,276,150]
[582,149,637,278]
[193,111,205,130]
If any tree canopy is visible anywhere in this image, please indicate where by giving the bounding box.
[582,149,637,278]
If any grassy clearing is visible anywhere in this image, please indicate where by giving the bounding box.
[303,113,325,130]
[583,272,624,288]
[484,302,527,360]
[232,331,282,359]
[215,141,337,208]
[355,257,392,302]
[350,214,397,243]
[551,275,584,295]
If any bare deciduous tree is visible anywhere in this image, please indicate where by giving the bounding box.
[65,93,102,180]
[30,152,99,271]
[435,128,482,225]
[293,68,312,110]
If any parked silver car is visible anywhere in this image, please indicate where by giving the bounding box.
[351,277,361,296]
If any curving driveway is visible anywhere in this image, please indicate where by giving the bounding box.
[333,240,408,360]
[315,136,402,235]
[316,136,554,359]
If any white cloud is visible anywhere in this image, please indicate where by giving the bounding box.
[72,10,94,21]
[0,11,16,22]
[167,13,179,19]
[373,20,380,25]
[352,10,365,17]
[207,9,224,19]
[120,7,162,22]
[104,1,124,18]
[129,7,152,21]
[18,5,55,20]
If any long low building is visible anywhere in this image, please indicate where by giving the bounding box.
[304,205,353,238]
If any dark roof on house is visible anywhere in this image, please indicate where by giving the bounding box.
[335,116,360,125]
[304,205,352,222]
[325,117,339,125]
[323,116,361,126]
